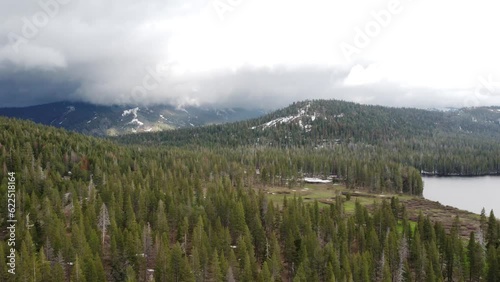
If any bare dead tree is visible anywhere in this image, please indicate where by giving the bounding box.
[97,203,111,245]
[396,236,408,282]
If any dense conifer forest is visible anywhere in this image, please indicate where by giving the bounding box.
[120,100,500,176]
[1,98,500,281]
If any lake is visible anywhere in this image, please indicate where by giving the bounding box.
[423,176,500,215]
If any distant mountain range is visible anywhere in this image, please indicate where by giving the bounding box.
[0,101,266,136]
[2,100,500,144]
[115,99,500,176]
[119,99,500,147]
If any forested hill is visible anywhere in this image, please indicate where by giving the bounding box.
[119,99,500,176]
[119,99,500,147]
[2,113,500,282]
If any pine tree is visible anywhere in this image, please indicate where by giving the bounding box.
[208,250,223,282]
[156,200,169,235]
[154,237,170,282]
[53,262,66,282]
[293,263,307,282]
[38,247,52,282]
[70,255,86,282]
[326,262,336,282]
[95,254,106,282]
[231,202,246,238]
[260,261,272,282]
[468,232,485,282]
[142,222,153,276]
[241,253,253,281]
[126,265,137,282]
[124,195,137,230]
[219,252,229,282]
[486,211,498,248]
[486,245,499,282]
[480,208,488,234]
[267,234,282,281]
[170,242,194,282]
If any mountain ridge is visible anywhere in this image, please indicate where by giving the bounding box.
[0,101,266,136]
[118,99,500,177]
[120,99,500,147]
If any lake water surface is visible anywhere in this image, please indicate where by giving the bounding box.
[423,176,500,215]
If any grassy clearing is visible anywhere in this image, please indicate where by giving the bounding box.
[261,183,395,211]
[259,183,480,238]
[262,183,342,208]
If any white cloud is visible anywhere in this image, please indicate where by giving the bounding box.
[0,44,67,69]
[0,0,500,108]
[344,64,384,86]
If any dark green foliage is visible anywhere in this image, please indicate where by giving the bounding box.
[486,245,499,282]
[119,99,500,177]
[0,115,498,282]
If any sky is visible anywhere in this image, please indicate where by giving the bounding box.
[1,0,500,110]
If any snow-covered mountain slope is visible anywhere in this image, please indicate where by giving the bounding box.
[251,102,341,132]
[0,102,265,136]
[117,99,500,149]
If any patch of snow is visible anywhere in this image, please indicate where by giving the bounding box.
[177,107,189,114]
[145,128,153,132]
[122,107,139,118]
[87,116,98,124]
[254,103,320,130]
[334,113,344,118]
[262,114,302,129]
[189,123,195,127]
[128,118,144,126]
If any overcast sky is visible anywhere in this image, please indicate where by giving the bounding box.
[1,0,500,109]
